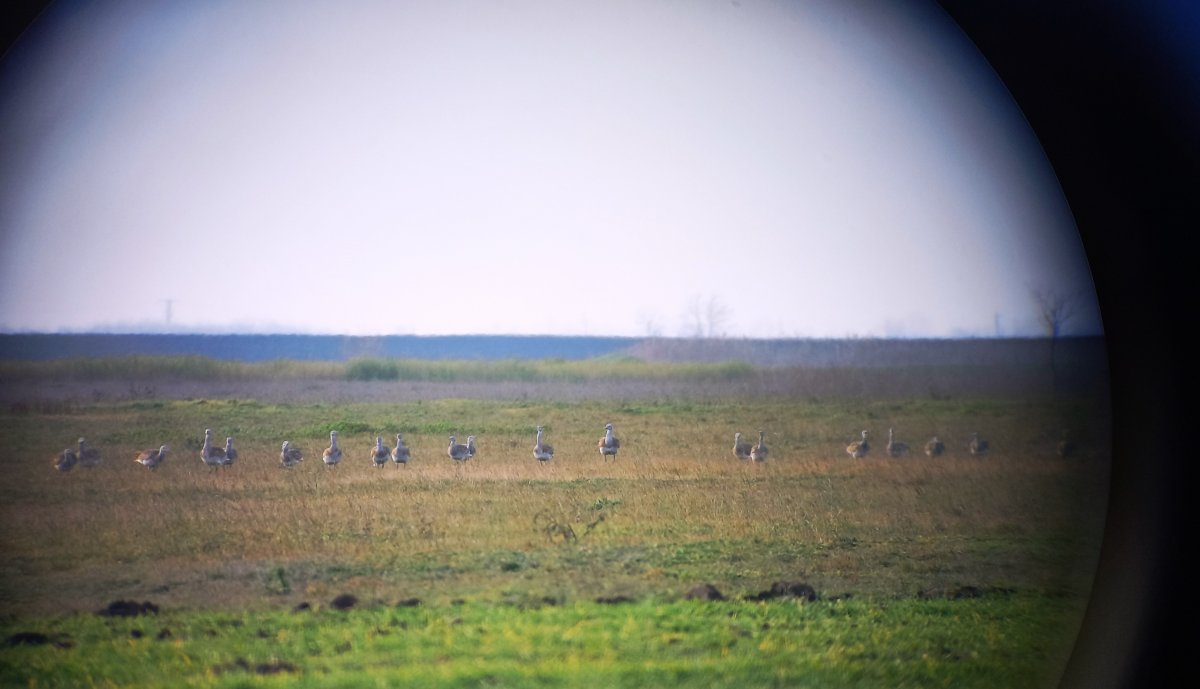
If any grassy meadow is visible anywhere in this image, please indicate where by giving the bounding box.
[0,357,1111,688]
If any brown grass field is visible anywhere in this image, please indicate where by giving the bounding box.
[0,371,1111,619]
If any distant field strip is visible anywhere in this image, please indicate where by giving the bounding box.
[0,356,757,383]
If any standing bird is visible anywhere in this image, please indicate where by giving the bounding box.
[54,447,77,472]
[201,429,227,470]
[322,430,343,467]
[598,423,620,461]
[886,428,909,457]
[1057,429,1075,458]
[467,435,477,460]
[751,431,769,462]
[77,437,102,468]
[969,432,989,457]
[280,441,304,467]
[135,445,169,470]
[846,430,870,458]
[448,435,471,462]
[732,433,753,461]
[533,426,555,462]
[924,436,945,457]
[371,435,390,468]
[391,433,410,467]
[222,437,238,467]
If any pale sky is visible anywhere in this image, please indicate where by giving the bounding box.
[0,0,1104,338]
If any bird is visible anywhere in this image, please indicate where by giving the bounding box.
[201,429,227,470]
[371,435,390,468]
[77,437,102,468]
[447,435,471,462]
[598,423,620,461]
[322,430,343,467]
[391,433,410,467]
[732,432,752,460]
[969,432,989,457]
[846,430,870,458]
[886,428,909,457]
[134,445,169,470]
[54,447,77,472]
[280,441,304,467]
[221,437,237,467]
[1056,429,1075,458]
[924,436,945,457]
[533,426,554,462]
[751,431,769,462]
[467,435,477,460]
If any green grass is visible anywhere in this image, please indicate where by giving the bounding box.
[0,379,1110,687]
[0,595,1080,689]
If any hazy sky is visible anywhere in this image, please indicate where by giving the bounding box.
[0,0,1103,338]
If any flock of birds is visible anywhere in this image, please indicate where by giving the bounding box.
[842,428,986,459]
[52,423,1075,473]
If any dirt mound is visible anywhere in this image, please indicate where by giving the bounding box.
[5,631,73,649]
[5,632,49,646]
[330,594,359,610]
[594,595,636,605]
[684,583,725,601]
[917,585,1016,600]
[746,581,817,602]
[98,600,159,617]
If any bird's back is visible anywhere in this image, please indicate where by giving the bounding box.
[282,443,304,466]
[847,437,869,458]
[448,437,469,461]
[969,435,988,455]
[323,445,342,465]
[534,429,554,461]
[392,444,410,463]
[599,432,619,456]
[372,439,390,466]
[137,446,167,468]
[203,446,226,466]
[79,447,101,467]
[733,435,752,460]
[55,449,77,472]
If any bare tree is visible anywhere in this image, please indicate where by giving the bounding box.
[1030,285,1079,392]
[637,311,664,338]
[682,295,730,338]
[1031,286,1078,338]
